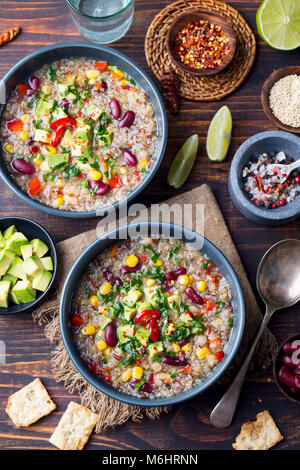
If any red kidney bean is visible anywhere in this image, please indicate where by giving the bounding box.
[28,75,40,91]
[103,269,123,286]
[59,98,70,109]
[103,323,118,347]
[282,354,295,368]
[294,365,300,375]
[162,356,188,367]
[178,338,188,347]
[110,98,121,119]
[12,158,35,175]
[100,81,107,92]
[283,341,300,354]
[185,287,204,305]
[141,383,153,393]
[120,263,141,276]
[119,110,135,128]
[88,178,110,196]
[26,136,34,147]
[278,366,300,388]
[123,149,137,166]
[166,266,187,283]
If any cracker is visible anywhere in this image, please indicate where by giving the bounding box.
[49,401,98,450]
[5,378,56,428]
[233,410,283,450]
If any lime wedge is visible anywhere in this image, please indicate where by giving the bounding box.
[206,106,232,162]
[167,134,199,189]
[257,0,300,50]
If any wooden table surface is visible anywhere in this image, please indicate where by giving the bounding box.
[0,0,299,451]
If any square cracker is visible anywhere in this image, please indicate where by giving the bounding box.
[5,378,56,428]
[233,410,283,450]
[49,401,98,450]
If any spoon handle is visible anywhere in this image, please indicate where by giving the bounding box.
[210,305,274,428]
[287,160,300,173]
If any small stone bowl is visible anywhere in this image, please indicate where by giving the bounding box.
[229,131,300,225]
[273,333,300,405]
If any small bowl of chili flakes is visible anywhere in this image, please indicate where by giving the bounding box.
[166,10,236,77]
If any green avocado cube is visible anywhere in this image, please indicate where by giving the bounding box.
[0,231,5,249]
[124,306,136,321]
[117,325,135,344]
[136,328,149,347]
[30,239,49,258]
[136,300,152,313]
[40,256,53,271]
[84,104,102,121]
[57,83,76,101]
[7,257,27,280]
[0,280,11,307]
[47,153,69,169]
[0,252,13,277]
[34,128,52,144]
[5,232,28,255]
[98,315,111,330]
[21,244,33,260]
[12,280,36,303]
[2,273,18,287]
[71,142,91,158]
[147,341,164,359]
[52,107,67,121]
[75,119,92,143]
[9,291,20,305]
[22,256,43,276]
[122,287,143,308]
[1,249,15,264]
[61,129,74,148]
[32,270,52,292]
[35,97,53,117]
[179,312,194,325]
[3,225,17,240]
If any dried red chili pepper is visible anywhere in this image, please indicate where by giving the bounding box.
[50,125,65,147]
[161,69,180,115]
[70,314,84,327]
[148,319,160,342]
[135,309,161,325]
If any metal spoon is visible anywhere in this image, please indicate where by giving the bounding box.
[210,239,300,428]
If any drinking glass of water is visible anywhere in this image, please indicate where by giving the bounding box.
[66,0,135,44]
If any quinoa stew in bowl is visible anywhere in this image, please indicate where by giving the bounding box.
[60,222,245,406]
[0,43,167,218]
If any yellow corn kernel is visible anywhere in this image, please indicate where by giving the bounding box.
[96,339,107,351]
[55,196,64,208]
[90,295,99,307]
[182,343,191,352]
[152,259,162,266]
[121,370,132,382]
[196,346,210,360]
[104,347,112,357]
[82,324,96,336]
[19,131,28,141]
[66,74,74,83]
[197,280,207,292]
[86,69,100,80]
[33,158,42,167]
[88,78,96,85]
[42,84,51,94]
[132,366,144,380]
[21,114,30,123]
[115,68,124,78]
[121,79,127,86]
[88,170,102,181]
[137,159,149,170]
[99,282,112,295]
[188,275,194,283]
[125,254,139,268]
[4,143,14,153]
[56,178,65,188]
[178,274,190,286]
[119,166,127,175]
[146,278,156,287]
[172,343,181,353]
[46,145,57,154]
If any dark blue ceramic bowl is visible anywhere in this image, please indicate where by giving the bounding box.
[60,222,245,406]
[0,42,167,218]
[0,217,57,314]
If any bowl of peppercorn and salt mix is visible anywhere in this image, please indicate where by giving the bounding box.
[166,10,236,77]
[229,131,300,226]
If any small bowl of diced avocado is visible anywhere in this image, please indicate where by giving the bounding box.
[0,217,57,314]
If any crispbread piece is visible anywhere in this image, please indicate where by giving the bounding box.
[5,378,56,428]
[233,410,283,450]
[49,401,98,450]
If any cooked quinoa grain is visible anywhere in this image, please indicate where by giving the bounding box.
[269,75,300,128]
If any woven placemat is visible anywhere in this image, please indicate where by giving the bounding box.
[33,184,276,432]
[145,0,256,101]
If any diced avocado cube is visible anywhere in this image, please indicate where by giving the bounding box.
[167,294,179,308]
[136,328,149,347]
[3,225,17,240]
[34,128,52,144]
[71,142,91,158]
[2,273,18,287]
[30,239,49,258]
[35,97,53,116]
[84,104,102,121]
[179,312,193,325]
[21,244,33,260]
[7,256,27,280]
[122,287,143,308]
[40,256,53,271]
[99,130,114,148]
[1,249,15,264]
[117,325,135,344]
[9,291,20,305]
[57,83,76,101]
[61,129,74,148]
[22,256,43,276]
[98,315,111,330]
[5,232,28,255]
[0,231,5,249]
[136,300,152,313]
[0,280,11,307]
[75,119,92,143]
[32,269,52,292]
[52,107,67,121]
[124,306,136,321]
[144,286,160,308]
[0,252,13,277]
[147,341,164,359]
[47,153,69,169]
[12,280,36,303]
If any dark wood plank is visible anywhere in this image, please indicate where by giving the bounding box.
[0,0,299,450]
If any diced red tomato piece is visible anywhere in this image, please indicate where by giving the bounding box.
[70,314,84,327]
[17,83,29,98]
[7,119,23,132]
[94,61,108,71]
[109,176,122,189]
[214,351,224,362]
[28,177,41,195]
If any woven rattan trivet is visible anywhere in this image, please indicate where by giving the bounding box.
[145,0,256,101]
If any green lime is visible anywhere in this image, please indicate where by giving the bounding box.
[257,0,300,50]
[206,106,232,162]
[167,134,199,189]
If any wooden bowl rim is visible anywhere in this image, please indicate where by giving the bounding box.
[166,8,237,77]
[261,66,300,135]
[273,332,300,405]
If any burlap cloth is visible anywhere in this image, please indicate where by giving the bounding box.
[33,184,277,432]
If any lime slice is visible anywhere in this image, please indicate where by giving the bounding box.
[167,134,199,189]
[206,106,232,162]
[257,0,300,50]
